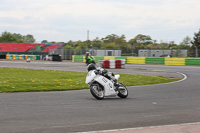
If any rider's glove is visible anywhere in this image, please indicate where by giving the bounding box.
[102,69,107,75]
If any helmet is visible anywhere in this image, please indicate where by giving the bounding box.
[87,63,96,71]
[86,52,89,56]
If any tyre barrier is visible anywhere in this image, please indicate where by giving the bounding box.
[6,54,40,60]
[99,59,125,69]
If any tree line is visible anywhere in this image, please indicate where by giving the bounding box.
[0,29,200,57]
[0,31,35,43]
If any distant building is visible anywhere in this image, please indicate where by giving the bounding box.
[89,49,121,56]
[138,49,188,57]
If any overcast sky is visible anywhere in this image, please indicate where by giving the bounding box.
[0,0,200,44]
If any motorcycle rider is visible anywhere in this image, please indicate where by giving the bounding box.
[85,52,93,64]
[87,63,119,86]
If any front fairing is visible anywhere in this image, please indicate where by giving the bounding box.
[115,74,120,80]
[88,57,95,63]
[85,70,96,84]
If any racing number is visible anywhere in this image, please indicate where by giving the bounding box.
[102,78,107,83]
[102,78,113,89]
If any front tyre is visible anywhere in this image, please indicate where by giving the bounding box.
[90,84,104,100]
[117,83,128,98]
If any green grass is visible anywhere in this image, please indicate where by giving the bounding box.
[0,67,180,93]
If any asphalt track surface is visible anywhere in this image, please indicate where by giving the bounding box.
[0,60,200,133]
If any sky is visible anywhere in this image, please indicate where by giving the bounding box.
[0,0,200,44]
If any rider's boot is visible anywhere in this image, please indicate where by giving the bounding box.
[114,80,120,91]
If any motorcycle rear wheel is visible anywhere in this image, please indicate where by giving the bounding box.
[117,83,128,98]
[90,84,104,100]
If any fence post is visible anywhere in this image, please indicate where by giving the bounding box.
[70,48,72,60]
[195,45,198,57]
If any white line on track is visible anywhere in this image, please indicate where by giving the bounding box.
[158,71,187,85]
[128,72,187,88]
[79,72,189,133]
[79,122,200,133]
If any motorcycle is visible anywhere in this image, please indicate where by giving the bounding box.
[86,56,95,65]
[85,70,128,100]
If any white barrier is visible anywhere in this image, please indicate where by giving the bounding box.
[98,59,125,68]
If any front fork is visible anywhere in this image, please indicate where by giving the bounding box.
[90,83,102,92]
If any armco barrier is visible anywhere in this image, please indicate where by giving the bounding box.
[185,58,200,66]
[93,56,104,63]
[104,56,115,60]
[165,58,185,66]
[72,55,75,62]
[72,56,200,67]
[72,55,83,62]
[127,57,145,64]
[145,57,165,65]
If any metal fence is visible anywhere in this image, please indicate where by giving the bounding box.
[54,48,89,60]
[1,47,199,60]
[53,47,199,60]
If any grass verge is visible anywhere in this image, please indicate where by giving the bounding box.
[0,67,181,93]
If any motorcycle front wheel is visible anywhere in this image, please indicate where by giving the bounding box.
[117,83,128,98]
[90,84,104,100]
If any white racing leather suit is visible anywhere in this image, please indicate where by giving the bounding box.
[96,67,118,85]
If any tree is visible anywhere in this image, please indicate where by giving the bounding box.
[0,31,17,42]
[129,34,153,48]
[180,36,191,46]
[168,41,177,49]
[133,34,153,44]
[101,42,116,49]
[102,34,119,43]
[13,33,23,42]
[116,34,128,49]
[147,43,154,49]
[128,34,153,55]
[23,34,35,43]
[101,34,128,49]
[41,40,48,43]
[0,31,36,43]
[65,40,73,48]
[191,29,200,57]
[92,37,102,49]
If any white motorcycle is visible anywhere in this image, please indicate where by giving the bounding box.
[85,69,128,100]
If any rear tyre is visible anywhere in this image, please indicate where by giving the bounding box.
[117,83,128,98]
[90,84,104,100]
[91,61,96,64]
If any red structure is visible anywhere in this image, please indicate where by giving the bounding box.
[102,60,123,69]
[103,60,110,68]
[41,44,61,52]
[0,43,61,52]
